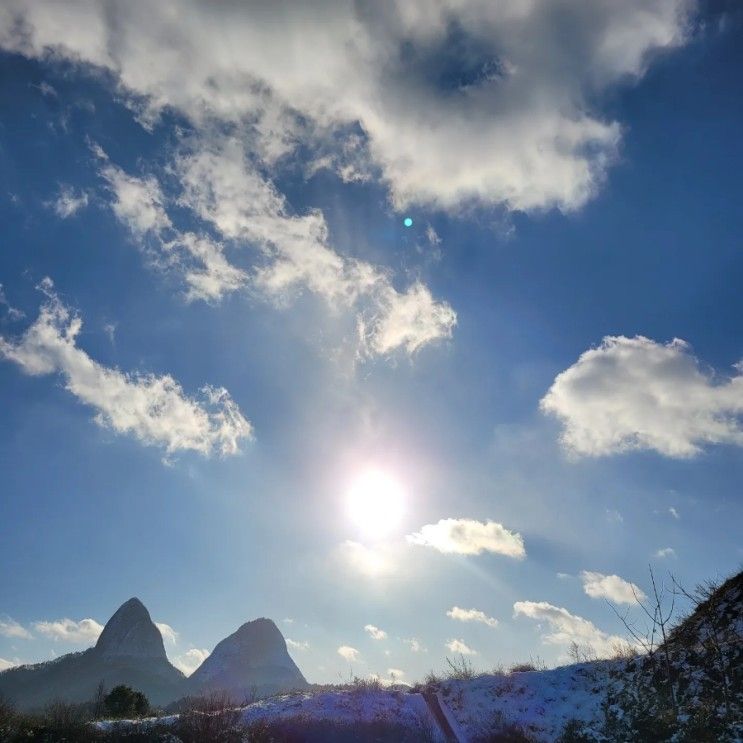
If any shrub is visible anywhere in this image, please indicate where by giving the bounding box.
[104,685,150,719]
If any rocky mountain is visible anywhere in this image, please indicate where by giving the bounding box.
[0,599,307,711]
[0,598,186,710]
[188,617,308,700]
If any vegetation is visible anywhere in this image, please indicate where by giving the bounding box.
[104,685,150,719]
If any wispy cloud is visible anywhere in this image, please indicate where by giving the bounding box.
[49,184,89,219]
[0,657,18,671]
[513,601,626,658]
[0,618,32,640]
[580,571,646,605]
[447,606,498,628]
[404,638,426,653]
[669,507,680,520]
[155,622,178,646]
[364,624,388,641]
[655,547,677,559]
[0,279,253,457]
[445,638,477,656]
[286,638,310,651]
[0,284,24,321]
[171,648,209,676]
[541,336,743,458]
[33,618,103,644]
[407,518,525,558]
[337,645,360,662]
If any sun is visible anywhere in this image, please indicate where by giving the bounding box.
[346,469,405,538]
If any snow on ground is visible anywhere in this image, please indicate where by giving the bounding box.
[95,663,630,742]
[237,687,441,734]
[439,661,622,742]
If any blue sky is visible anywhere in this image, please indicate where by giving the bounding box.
[0,1,741,683]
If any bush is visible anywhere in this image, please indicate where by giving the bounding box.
[104,685,150,719]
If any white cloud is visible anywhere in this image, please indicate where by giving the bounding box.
[282,618,294,625]
[171,647,209,676]
[96,151,249,304]
[50,184,89,218]
[446,638,477,656]
[0,1,692,214]
[337,645,360,662]
[541,336,743,458]
[155,622,178,646]
[513,601,626,658]
[0,284,24,321]
[369,668,408,687]
[96,138,455,354]
[447,606,498,628]
[359,281,457,356]
[669,507,680,519]
[0,618,32,640]
[175,137,455,355]
[286,638,309,651]
[0,657,18,671]
[655,547,677,559]
[404,638,426,653]
[0,280,252,457]
[33,618,103,644]
[580,571,646,605]
[407,518,525,558]
[364,624,388,641]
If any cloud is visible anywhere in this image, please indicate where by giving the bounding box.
[97,150,249,304]
[50,184,89,218]
[0,1,692,214]
[364,624,388,641]
[580,571,646,605]
[513,601,626,658]
[369,668,408,687]
[97,139,455,354]
[447,606,498,628]
[286,638,310,651]
[337,645,360,662]
[0,618,32,640]
[404,638,426,653]
[174,137,456,355]
[0,284,24,321]
[0,657,18,671]
[446,638,477,655]
[33,618,103,644]
[669,507,680,519]
[407,518,525,558]
[655,547,677,559]
[541,336,743,458]
[155,622,178,646]
[0,280,252,457]
[171,647,209,676]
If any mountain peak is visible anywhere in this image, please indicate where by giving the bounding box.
[189,615,307,695]
[95,597,167,660]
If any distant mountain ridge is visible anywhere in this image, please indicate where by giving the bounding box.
[0,598,306,711]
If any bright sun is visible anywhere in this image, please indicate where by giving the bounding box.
[347,469,405,538]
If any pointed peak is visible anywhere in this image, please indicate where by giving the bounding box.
[95,597,165,660]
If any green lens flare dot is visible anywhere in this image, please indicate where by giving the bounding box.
[403,217,413,227]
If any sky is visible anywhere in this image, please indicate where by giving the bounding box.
[0,0,742,684]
